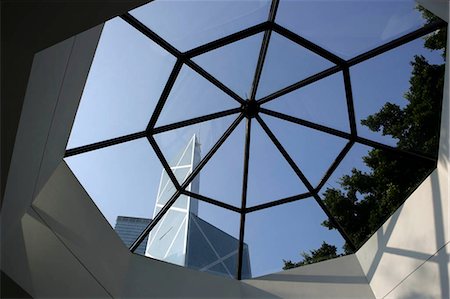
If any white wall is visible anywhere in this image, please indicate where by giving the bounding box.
[355,1,450,298]
[242,254,375,299]
[0,24,109,297]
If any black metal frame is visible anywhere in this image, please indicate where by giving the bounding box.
[64,0,447,280]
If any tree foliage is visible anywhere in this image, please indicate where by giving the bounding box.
[284,7,446,268]
[283,242,338,270]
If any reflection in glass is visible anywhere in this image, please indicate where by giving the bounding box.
[67,18,175,148]
[276,0,426,58]
[130,0,270,51]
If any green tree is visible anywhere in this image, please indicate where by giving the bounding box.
[283,242,338,270]
[284,7,446,268]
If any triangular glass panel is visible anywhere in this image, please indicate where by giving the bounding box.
[191,120,246,208]
[246,120,309,208]
[351,37,445,156]
[263,71,350,133]
[154,114,239,186]
[244,197,346,278]
[130,0,270,51]
[276,0,429,59]
[319,143,436,250]
[155,65,239,127]
[67,18,176,149]
[64,138,164,255]
[193,33,264,99]
[261,114,348,188]
[256,32,334,100]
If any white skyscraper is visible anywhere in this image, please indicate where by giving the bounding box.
[145,134,200,266]
[145,135,251,278]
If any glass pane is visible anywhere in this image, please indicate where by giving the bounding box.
[64,138,163,255]
[276,0,427,59]
[67,18,176,149]
[113,216,151,255]
[263,71,350,132]
[156,65,239,127]
[165,218,188,265]
[193,33,264,99]
[351,37,445,154]
[186,201,241,279]
[146,208,187,264]
[144,196,242,279]
[130,0,270,51]
[319,143,436,250]
[191,120,246,208]
[154,115,239,185]
[247,120,308,208]
[156,168,190,208]
[256,32,334,100]
[261,114,348,188]
[245,197,346,278]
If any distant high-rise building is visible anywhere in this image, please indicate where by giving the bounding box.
[114,216,151,255]
[146,135,251,278]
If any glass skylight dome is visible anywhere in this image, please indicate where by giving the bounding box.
[65,0,447,279]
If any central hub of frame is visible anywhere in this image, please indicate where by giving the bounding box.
[242,99,259,119]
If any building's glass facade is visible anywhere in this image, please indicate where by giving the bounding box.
[146,135,251,278]
[114,216,151,255]
[146,135,200,265]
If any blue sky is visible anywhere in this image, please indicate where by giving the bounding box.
[65,0,444,278]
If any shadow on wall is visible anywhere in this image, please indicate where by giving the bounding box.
[362,169,448,298]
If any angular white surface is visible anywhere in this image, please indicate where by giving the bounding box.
[242,255,375,299]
